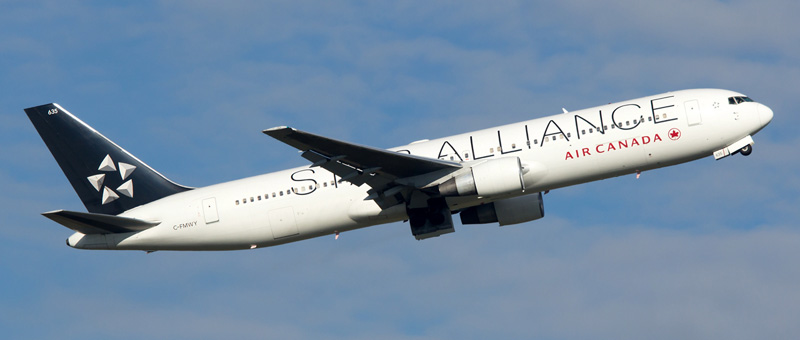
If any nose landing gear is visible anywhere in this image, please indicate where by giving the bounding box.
[739,144,752,156]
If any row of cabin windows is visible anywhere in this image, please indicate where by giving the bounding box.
[234,180,338,206]
[579,116,660,135]
[450,114,669,159]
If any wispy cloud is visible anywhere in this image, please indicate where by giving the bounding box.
[1,1,798,339]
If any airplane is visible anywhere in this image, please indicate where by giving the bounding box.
[25,88,773,251]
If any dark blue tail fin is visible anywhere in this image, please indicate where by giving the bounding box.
[26,103,192,215]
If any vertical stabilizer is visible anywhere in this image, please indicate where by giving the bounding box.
[25,103,191,215]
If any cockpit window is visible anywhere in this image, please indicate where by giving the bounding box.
[728,96,754,105]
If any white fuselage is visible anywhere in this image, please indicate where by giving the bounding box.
[68,89,773,250]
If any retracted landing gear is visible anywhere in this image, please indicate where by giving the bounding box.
[407,197,454,240]
[739,144,752,156]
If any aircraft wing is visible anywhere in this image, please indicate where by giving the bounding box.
[263,126,461,192]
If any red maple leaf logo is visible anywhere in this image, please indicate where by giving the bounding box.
[668,128,681,140]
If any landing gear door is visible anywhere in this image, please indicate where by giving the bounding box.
[202,197,220,224]
[684,100,702,126]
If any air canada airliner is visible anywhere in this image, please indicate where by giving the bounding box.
[26,89,773,251]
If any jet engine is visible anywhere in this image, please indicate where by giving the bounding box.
[460,192,544,226]
[438,157,524,197]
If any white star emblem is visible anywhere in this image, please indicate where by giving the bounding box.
[86,154,136,204]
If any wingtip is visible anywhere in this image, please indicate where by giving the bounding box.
[263,126,295,134]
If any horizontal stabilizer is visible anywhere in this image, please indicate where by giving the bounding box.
[43,210,160,234]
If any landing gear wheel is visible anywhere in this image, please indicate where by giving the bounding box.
[740,144,752,156]
[409,211,426,228]
[427,210,445,225]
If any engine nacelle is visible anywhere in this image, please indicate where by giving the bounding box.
[460,192,544,226]
[438,157,524,197]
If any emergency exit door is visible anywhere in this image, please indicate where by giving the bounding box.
[202,197,219,224]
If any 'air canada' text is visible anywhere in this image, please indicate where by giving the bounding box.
[565,133,664,160]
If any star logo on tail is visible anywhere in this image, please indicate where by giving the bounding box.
[86,154,136,204]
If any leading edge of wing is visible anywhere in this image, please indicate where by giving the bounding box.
[263,126,461,180]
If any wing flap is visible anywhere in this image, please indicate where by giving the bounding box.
[43,210,160,234]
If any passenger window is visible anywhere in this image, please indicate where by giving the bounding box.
[511,143,516,149]
[236,200,240,205]
[242,198,247,204]
[589,128,593,133]
[581,130,586,135]
[534,139,538,145]
[258,196,261,201]
[552,136,557,141]
[489,148,494,153]
[250,197,254,202]
[279,191,283,196]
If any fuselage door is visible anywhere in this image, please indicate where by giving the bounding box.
[269,207,299,239]
[684,100,702,126]
[202,197,219,224]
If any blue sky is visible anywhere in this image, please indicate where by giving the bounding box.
[2,1,799,339]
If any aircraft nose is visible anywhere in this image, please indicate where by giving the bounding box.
[758,103,774,127]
